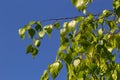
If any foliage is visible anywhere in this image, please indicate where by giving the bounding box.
[18,0,120,80]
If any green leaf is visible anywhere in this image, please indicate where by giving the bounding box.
[48,61,62,79]
[113,0,120,9]
[18,28,26,39]
[53,22,60,29]
[28,21,35,25]
[85,31,95,41]
[26,44,33,54]
[112,70,117,80]
[40,70,49,80]
[78,46,86,53]
[113,0,120,17]
[32,48,38,57]
[74,33,81,41]
[71,0,76,7]
[109,35,117,48]
[59,38,69,51]
[76,16,84,22]
[88,0,93,3]
[106,20,117,33]
[35,22,42,31]
[79,39,90,48]
[24,25,31,30]
[88,63,97,73]
[117,17,120,23]
[116,64,120,79]
[86,13,94,21]
[58,51,66,60]
[67,64,76,79]
[68,33,73,40]
[58,43,69,51]
[64,54,72,64]
[97,45,103,53]
[20,34,25,39]
[44,25,53,36]
[77,71,84,79]
[28,28,35,39]
[98,18,104,25]
[34,39,40,47]
[116,6,120,17]
[116,34,120,49]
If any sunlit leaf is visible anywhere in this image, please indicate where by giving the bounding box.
[48,61,62,79]
[73,58,80,67]
[113,0,120,9]
[38,30,46,38]
[60,28,67,36]
[113,0,120,17]
[58,43,69,51]
[71,0,86,11]
[83,9,86,14]
[28,21,35,25]
[24,25,31,30]
[18,28,26,39]
[98,28,103,36]
[18,28,25,36]
[44,25,53,36]
[67,20,77,32]
[74,33,81,41]
[112,70,117,80]
[34,39,40,47]
[40,70,49,80]
[102,9,110,17]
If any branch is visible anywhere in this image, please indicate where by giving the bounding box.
[40,10,114,23]
[40,16,79,23]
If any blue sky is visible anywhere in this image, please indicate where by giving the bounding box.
[0,0,114,80]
